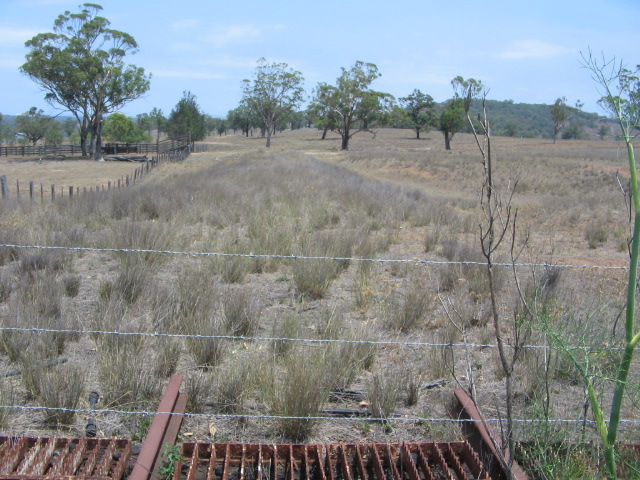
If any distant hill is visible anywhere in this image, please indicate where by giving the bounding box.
[464,99,615,139]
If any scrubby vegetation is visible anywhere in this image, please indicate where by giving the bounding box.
[0,128,637,478]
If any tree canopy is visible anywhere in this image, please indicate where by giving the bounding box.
[242,58,305,148]
[103,113,148,142]
[550,97,568,143]
[168,91,207,141]
[399,89,436,139]
[310,61,392,150]
[16,107,57,145]
[21,3,150,159]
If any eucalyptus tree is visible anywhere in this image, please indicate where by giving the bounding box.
[438,76,483,150]
[242,58,305,148]
[21,3,150,159]
[15,107,57,145]
[549,97,568,143]
[310,61,392,150]
[399,89,437,139]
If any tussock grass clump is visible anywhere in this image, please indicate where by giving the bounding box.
[585,223,609,249]
[368,371,402,427]
[153,337,182,378]
[213,354,260,416]
[353,263,375,312]
[324,328,377,390]
[62,274,81,297]
[0,379,15,430]
[271,314,300,358]
[383,274,432,333]
[0,269,12,302]
[183,371,211,414]
[270,349,331,442]
[217,237,252,284]
[222,286,262,337]
[97,343,160,407]
[36,364,85,426]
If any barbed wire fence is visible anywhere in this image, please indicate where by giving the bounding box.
[0,242,638,431]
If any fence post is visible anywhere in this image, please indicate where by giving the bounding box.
[16,180,20,199]
[40,183,43,202]
[69,186,73,198]
[51,184,55,201]
[29,181,34,201]
[126,175,130,186]
[0,176,8,199]
[108,180,111,190]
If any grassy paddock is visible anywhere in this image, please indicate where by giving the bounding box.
[0,128,638,475]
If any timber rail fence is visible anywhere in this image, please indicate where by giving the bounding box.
[0,135,191,157]
[0,136,206,202]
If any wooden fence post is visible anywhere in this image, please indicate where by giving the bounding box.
[29,181,35,201]
[40,183,43,202]
[16,180,20,199]
[69,186,73,198]
[0,176,8,199]
[51,184,55,201]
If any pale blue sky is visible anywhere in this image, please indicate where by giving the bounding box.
[1,0,639,118]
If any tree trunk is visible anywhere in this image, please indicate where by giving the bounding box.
[444,132,451,150]
[416,129,420,139]
[321,127,328,140]
[265,124,272,148]
[93,115,104,161]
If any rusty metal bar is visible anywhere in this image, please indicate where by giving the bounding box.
[130,373,184,480]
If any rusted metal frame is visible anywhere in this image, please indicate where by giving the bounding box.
[431,444,455,478]
[17,438,44,474]
[21,437,55,475]
[1,437,29,473]
[443,443,471,480]
[459,441,490,480]
[152,392,188,479]
[369,444,385,480]
[353,444,370,480]
[415,443,436,480]
[130,374,185,480]
[399,444,420,480]
[55,438,86,475]
[111,440,133,480]
[452,389,528,480]
[94,438,119,476]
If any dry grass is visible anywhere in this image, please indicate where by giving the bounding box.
[0,129,637,457]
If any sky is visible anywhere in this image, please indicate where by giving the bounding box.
[1,0,639,119]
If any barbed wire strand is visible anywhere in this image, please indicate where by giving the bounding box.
[1,404,639,426]
[0,243,630,271]
[0,326,626,352]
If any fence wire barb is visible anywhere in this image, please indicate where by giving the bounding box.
[0,404,638,426]
[0,243,630,270]
[0,326,626,352]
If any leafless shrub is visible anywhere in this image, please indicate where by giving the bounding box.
[222,286,262,337]
[36,364,85,426]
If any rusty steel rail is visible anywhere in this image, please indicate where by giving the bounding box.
[451,389,528,480]
[130,374,187,480]
[173,441,491,480]
[0,436,131,479]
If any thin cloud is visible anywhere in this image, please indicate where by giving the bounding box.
[496,40,573,59]
[204,24,284,49]
[172,19,200,30]
[152,69,226,80]
[0,26,40,45]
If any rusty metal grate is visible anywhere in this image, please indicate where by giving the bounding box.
[0,436,132,479]
[175,441,491,480]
